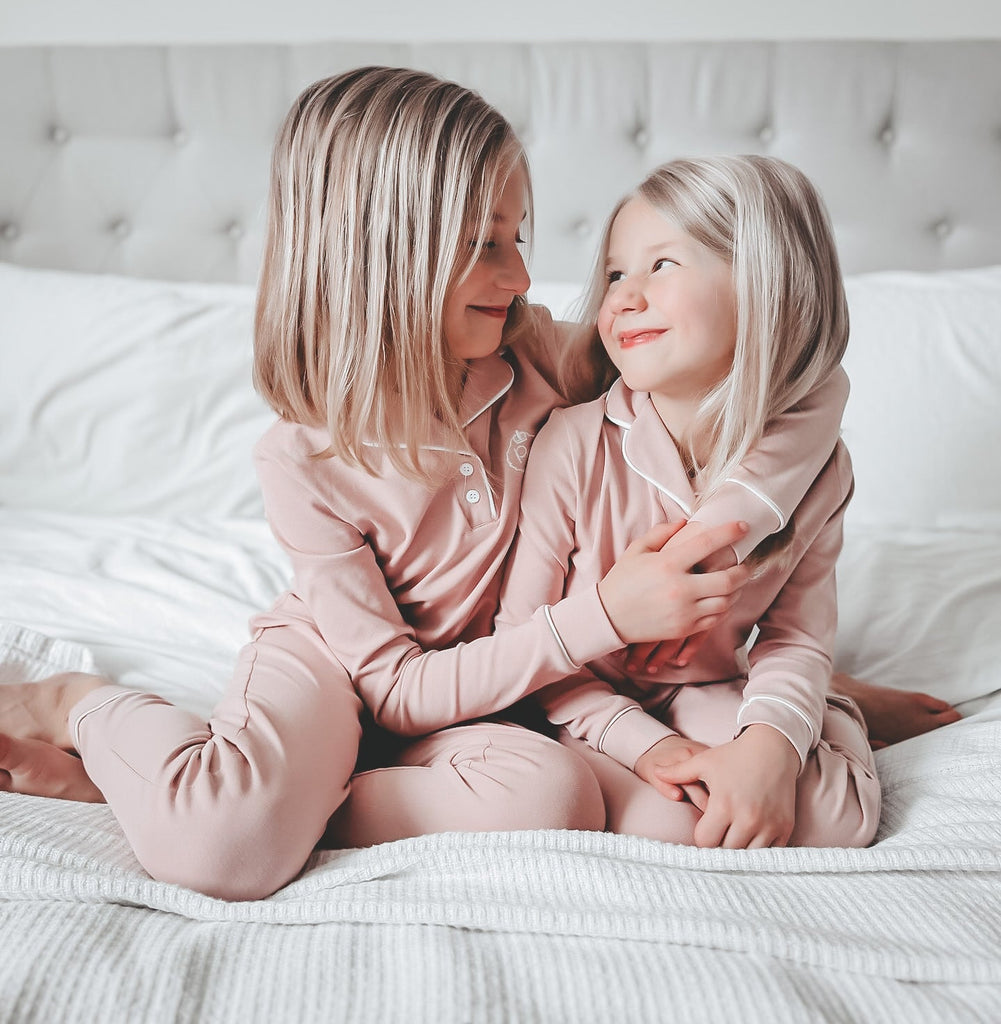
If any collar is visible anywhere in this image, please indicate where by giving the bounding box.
[361,350,515,454]
[603,377,696,518]
[459,350,515,427]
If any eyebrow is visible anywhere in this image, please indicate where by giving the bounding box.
[604,239,688,267]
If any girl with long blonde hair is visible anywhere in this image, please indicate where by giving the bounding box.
[498,156,885,847]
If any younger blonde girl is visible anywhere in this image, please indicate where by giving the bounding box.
[497,156,882,848]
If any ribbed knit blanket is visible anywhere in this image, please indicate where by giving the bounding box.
[2,625,1000,1023]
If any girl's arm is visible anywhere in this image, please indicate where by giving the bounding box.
[690,366,849,563]
[736,445,854,769]
[655,445,854,848]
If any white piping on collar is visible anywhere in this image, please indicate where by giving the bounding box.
[604,382,694,517]
[461,359,514,427]
[616,428,694,519]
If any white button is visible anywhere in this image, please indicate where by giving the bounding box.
[465,489,480,505]
[1,223,19,242]
[758,125,774,143]
[571,218,591,238]
[50,125,69,145]
[934,218,952,239]
[879,126,895,145]
[226,221,244,240]
[110,218,130,238]
[459,462,474,477]
[172,129,189,146]
[633,126,649,147]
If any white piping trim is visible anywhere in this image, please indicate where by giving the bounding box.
[620,430,693,518]
[723,477,785,530]
[598,706,641,753]
[543,605,576,668]
[361,442,475,456]
[72,690,136,749]
[738,694,816,745]
[461,362,514,427]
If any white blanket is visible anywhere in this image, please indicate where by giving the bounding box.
[2,621,1000,1023]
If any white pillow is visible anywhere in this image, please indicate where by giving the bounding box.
[841,266,1001,533]
[835,525,1001,705]
[0,263,271,517]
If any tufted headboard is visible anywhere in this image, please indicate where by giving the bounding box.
[1,40,1000,283]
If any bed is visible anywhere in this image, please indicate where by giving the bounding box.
[2,41,1000,1023]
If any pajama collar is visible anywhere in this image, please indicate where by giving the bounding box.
[603,377,697,519]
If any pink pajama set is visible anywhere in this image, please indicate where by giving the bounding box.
[68,308,850,899]
[496,378,880,848]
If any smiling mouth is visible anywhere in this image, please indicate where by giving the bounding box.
[470,305,510,320]
[619,328,666,349]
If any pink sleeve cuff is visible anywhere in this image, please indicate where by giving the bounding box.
[70,684,136,750]
[689,479,783,563]
[735,695,815,772]
[598,706,679,771]
[545,584,625,667]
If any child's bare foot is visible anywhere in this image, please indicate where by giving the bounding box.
[0,672,107,750]
[832,673,961,748]
[0,733,105,803]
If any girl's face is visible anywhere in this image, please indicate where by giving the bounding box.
[598,197,737,407]
[443,164,531,362]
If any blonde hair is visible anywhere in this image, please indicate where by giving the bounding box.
[566,155,849,563]
[253,66,533,477]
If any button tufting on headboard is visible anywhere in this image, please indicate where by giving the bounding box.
[1,40,999,283]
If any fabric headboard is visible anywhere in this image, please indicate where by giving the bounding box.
[1,40,1000,283]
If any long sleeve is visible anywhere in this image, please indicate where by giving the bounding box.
[690,366,849,562]
[255,444,623,738]
[735,445,854,769]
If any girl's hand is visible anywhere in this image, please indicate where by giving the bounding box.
[634,735,710,809]
[597,521,751,645]
[623,543,740,673]
[655,725,800,849]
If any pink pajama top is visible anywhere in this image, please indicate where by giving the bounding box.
[73,308,847,745]
[495,376,854,772]
[248,309,847,738]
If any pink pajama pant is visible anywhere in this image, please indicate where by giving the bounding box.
[562,680,881,848]
[72,606,605,901]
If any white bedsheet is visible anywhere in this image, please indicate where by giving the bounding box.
[2,511,1001,1022]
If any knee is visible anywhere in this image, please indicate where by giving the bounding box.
[503,741,605,833]
[127,800,316,900]
[791,760,882,849]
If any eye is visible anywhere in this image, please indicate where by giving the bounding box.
[515,234,527,246]
[606,270,624,284]
[652,258,677,272]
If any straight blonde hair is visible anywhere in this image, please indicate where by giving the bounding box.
[254,66,533,477]
[565,155,849,563]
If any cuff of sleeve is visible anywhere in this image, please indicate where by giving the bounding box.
[545,584,625,667]
[735,696,815,772]
[599,706,678,772]
[70,684,135,751]
[691,480,783,563]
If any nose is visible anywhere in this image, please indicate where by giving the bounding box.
[608,275,645,315]
[499,245,531,295]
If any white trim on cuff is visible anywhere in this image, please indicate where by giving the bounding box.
[723,477,785,529]
[543,605,579,669]
[597,705,641,753]
[72,690,136,750]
